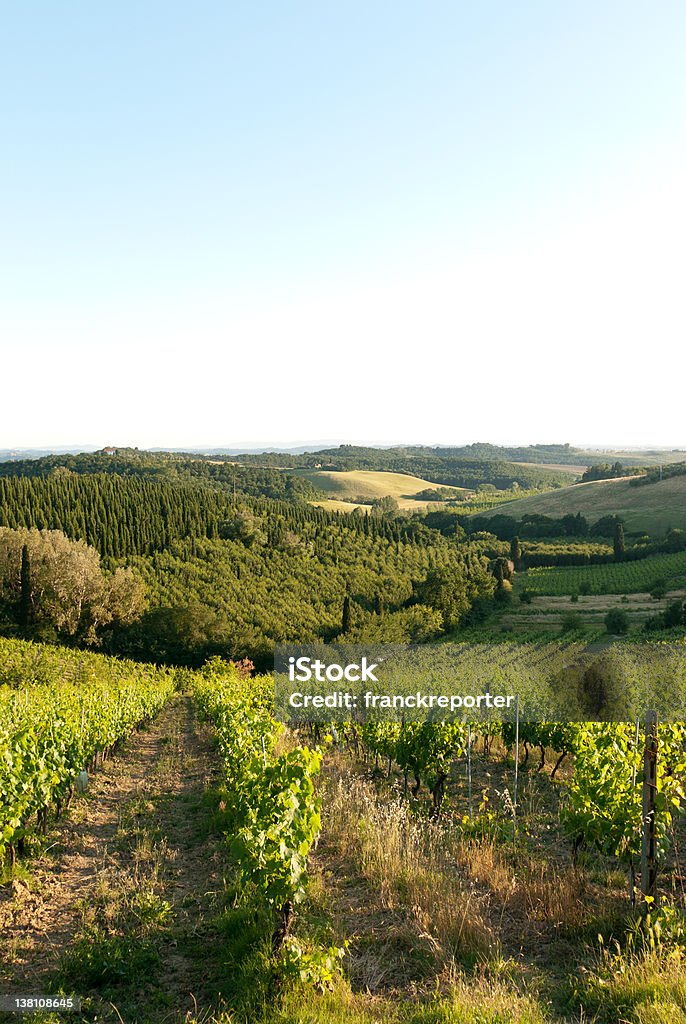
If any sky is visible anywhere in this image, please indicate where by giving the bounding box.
[1,2,685,450]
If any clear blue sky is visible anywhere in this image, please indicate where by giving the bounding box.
[2,2,685,448]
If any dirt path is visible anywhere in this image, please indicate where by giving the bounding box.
[0,696,229,1023]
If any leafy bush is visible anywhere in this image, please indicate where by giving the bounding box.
[560,611,583,633]
[604,608,629,634]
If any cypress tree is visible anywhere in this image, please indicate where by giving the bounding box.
[18,544,32,634]
[613,522,625,561]
[341,595,351,634]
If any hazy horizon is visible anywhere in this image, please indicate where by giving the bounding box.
[2,439,686,457]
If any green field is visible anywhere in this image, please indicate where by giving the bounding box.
[298,468,469,509]
[520,549,686,596]
[510,460,583,475]
[480,474,686,535]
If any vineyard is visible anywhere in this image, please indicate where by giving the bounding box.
[522,549,686,596]
[2,639,686,1022]
[356,716,686,872]
[192,660,341,986]
[189,653,686,1020]
[0,639,175,869]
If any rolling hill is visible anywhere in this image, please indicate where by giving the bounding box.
[296,469,469,510]
[477,475,686,535]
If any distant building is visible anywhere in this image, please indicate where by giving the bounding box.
[102,447,117,455]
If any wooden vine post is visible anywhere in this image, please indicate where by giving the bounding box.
[640,710,658,909]
[513,694,520,810]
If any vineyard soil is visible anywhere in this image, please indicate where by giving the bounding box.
[0,697,232,1023]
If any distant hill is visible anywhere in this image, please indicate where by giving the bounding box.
[306,443,686,468]
[478,475,686,535]
[233,447,579,490]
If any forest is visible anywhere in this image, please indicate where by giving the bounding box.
[0,457,501,667]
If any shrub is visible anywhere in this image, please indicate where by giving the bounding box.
[664,600,686,629]
[560,611,583,633]
[604,609,630,635]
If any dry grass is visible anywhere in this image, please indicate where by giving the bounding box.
[296,468,469,510]
[324,774,498,961]
[318,756,597,979]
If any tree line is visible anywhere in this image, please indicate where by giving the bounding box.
[0,450,321,500]
[230,445,576,490]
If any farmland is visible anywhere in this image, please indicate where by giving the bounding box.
[501,590,686,632]
[481,474,686,534]
[295,468,470,509]
[494,551,686,634]
[521,549,686,596]
[308,497,372,513]
[2,641,686,1023]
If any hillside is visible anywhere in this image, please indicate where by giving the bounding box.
[294,468,469,509]
[476,474,686,535]
[0,472,499,667]
[234,446,579,489]
[0,445,588,495]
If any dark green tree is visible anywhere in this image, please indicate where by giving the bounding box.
[560,611,583,633]
[664,600,686,629]
[605,608,629,634]
[509,536,522,569]
[613,522,625,561]
[341,595,352,635]
[492,557,514,584]
[415,567,479,631]
[18,544,32,634]
[370,495,399,517]
[664,528,686,552]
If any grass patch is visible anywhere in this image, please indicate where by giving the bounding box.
[479,474,686,535]
[58,930,160,989]
[564,949,686,1023]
